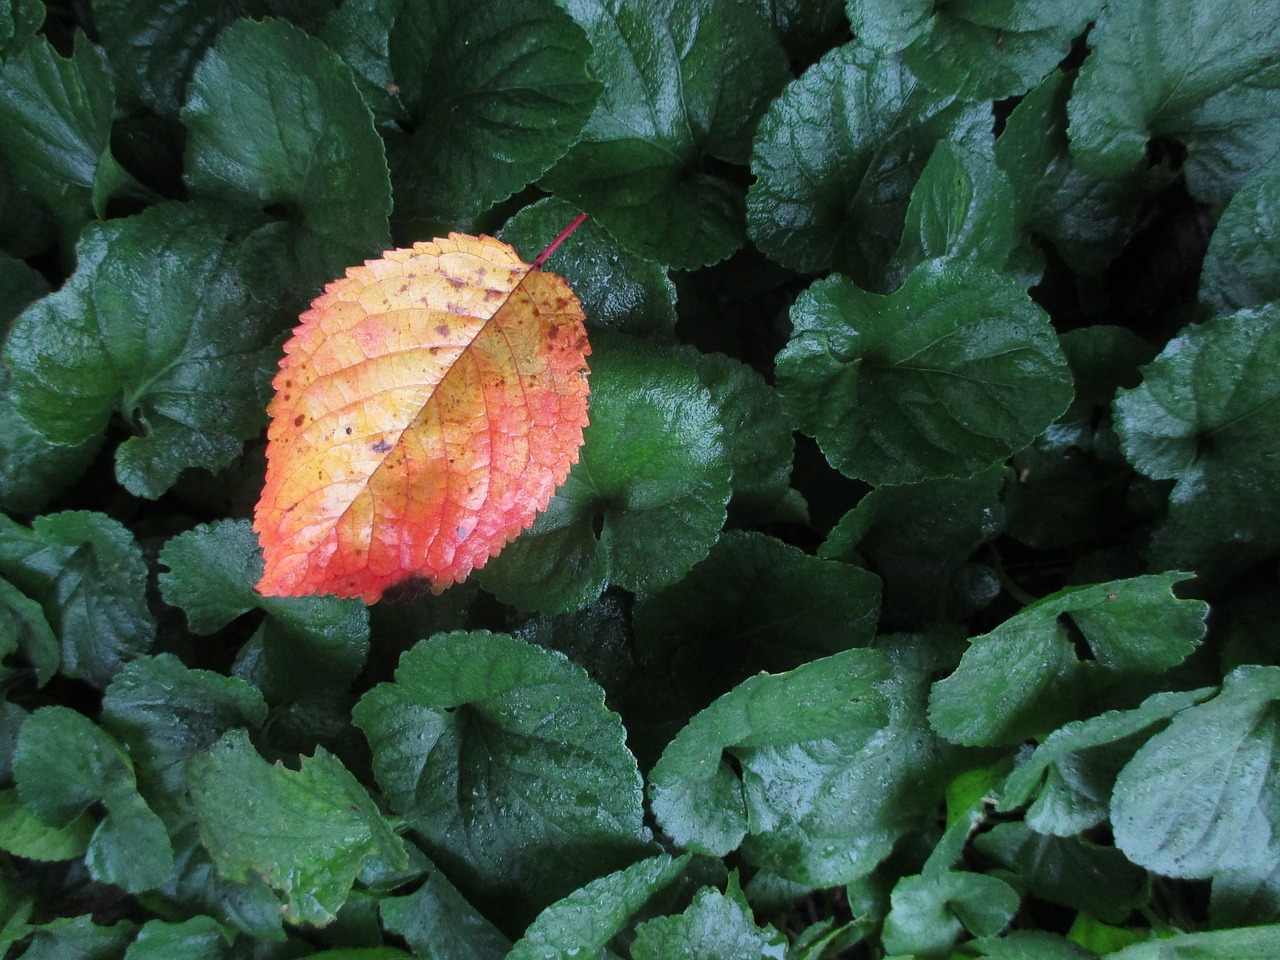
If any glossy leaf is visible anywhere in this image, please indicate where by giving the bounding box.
[1111,665,1280,879]
[188,729,406,926]
[776,260,1072,485]
[353,631,650,914]
[881,870,1019,957]
[1067,0,1280,204]
[378,858,511,960]
[543,0,789,269]
[479,336,728,613]
[386,0,600,230]
[253,233,591,602]
[747,42,990,289]
[1106,925,1280,960]
[0,788,93,862]
[183,18,392,302]
[1114,307,1280,579]
[3,203,281,498]
[1199,153,1280,314]
[631,885,787,959]
[929,573,1208,746]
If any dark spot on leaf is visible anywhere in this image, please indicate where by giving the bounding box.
[293,414,304,427]
[437,324,451,337]
[370,439,392,454]
[345,426,353,435]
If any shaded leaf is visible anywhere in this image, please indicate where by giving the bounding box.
[253,234,590,602]
[1199,152,1280,314]
[631,885,787,959]
[380,859,511,960]
[0,788,94,862]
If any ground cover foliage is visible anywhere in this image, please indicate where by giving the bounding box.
[1,0,1279,957]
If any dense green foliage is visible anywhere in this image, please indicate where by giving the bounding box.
[2,0,1279,957]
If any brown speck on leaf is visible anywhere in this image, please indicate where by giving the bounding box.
[293,414,305,427]
[371,439,393,454]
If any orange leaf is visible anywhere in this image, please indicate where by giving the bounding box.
[253,233,590,603]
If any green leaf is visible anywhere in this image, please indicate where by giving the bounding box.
[995,69,1144,277]
[821,465,1004,629]
[1199,152,1280,314]
[649,647,906,885]
[929,573,1208,746]
[508,854,690,960]
[159,519,370,705]
[542,0,789,269]
[881,870,1020,957]
[500,197,677,338]
[0,0,42,57]
[0,787,94,862]
[12,706,173,892]
[631,885,787,959]
[848,0,1103,101]
[631,530,881,735]
[353,631,650,914]
[188,729,406,926]
[893,141,1017,281]
[386,0,599,230]
[970,931,1099,960]
[379,861,511,960]
[0,575,59,685]
[0,511,155,688]
[1111,665,1280,879]
[973,822,1147,924]
[0,32,136,238]
[100,654,269,800]
[18,916,137,960]
[1114,307,1280,579]
[776,260,1073,485]
[1105,925,1280,960]
[999,688,1213,836]
[747,42,990,289]
[480,337,730,612]
[1067,0,1280,204]
[3,203,281,498]
[123,917,231,960]
[183,18,391,303]
[695,352,795,517]
[321,0,406,128]
[1212,860,1280,927]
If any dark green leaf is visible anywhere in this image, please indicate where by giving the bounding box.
[19,917,137,960]
[995,69,1144,277]
[821,465,1004,629]
[188,729,406,926]
[973,822,1146,924]
[100,653,268,800]
[999,688,1213,836]
[968,931,1098,960]
[353,631,650,913]
[930,573,1208,746]
[0,787,94,862]
[13,706,173,892]
[893,141,1017,281]
[3,203,281,497]
[0,511,155,688]
[183,18,391,302]
[649,648,902,885]
[1200,152,1280,314]
[0,32,136,237]
[1067,0,1280,204]
[380,860,510,960]
[159,519,370,705]
[0,575,59,685]
[543,0,789,269]
[0,0,42,57]
[501,197,677,338]
[848,0,1103,101]
[881,870,1020,957]
[321,0,406,127]
[1112,665,1280,879]
[747,42,990,288]
[123,917,231,960]
[480,337,730,612]
[632,530,880,732]
[386,0,599,230]
[1114,307,1280,579]
[508,854,690,960]
[1106,925,1280,960]
[631,885,787,959]
[1212,860,1280,927]
[776,260,1073,485]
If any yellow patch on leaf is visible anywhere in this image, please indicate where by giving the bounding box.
[253,233,590,602]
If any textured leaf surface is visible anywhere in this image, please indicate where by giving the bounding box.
[543,0,789,268]
[188,729,406,926]
[930,573,1208,746]
[1067,0,1280,203]
[379,861,511,960]
[1199,154,1280,314]
[1114,307,1280,578]
[631,885,787,960]
[353,631,649,913]
[2,203,280,498]
[776,261,1072,485]
[747,42,990,288]
[881,870,1019,957]
[1111,665,1280,879]
[254,233,590,602]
